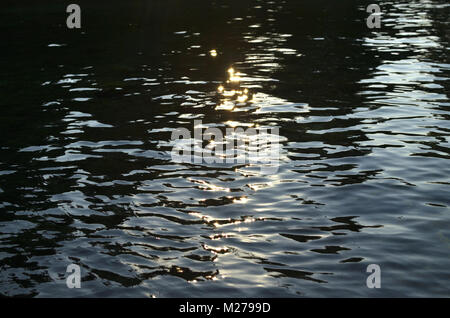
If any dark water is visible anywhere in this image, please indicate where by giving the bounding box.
[1,0,449,297]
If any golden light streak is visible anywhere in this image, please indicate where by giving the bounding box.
[210,49,218,57]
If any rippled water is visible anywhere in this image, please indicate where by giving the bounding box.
[1,0,449,297]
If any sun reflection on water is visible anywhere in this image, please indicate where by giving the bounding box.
[215,66,253,111]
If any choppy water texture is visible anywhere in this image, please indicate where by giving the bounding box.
[0,0,449,297]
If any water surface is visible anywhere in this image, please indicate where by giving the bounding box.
[0,0,449,297]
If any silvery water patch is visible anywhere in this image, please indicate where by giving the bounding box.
[169,120,281,175]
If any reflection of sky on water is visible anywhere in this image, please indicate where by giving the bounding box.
[0,0,449,297]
